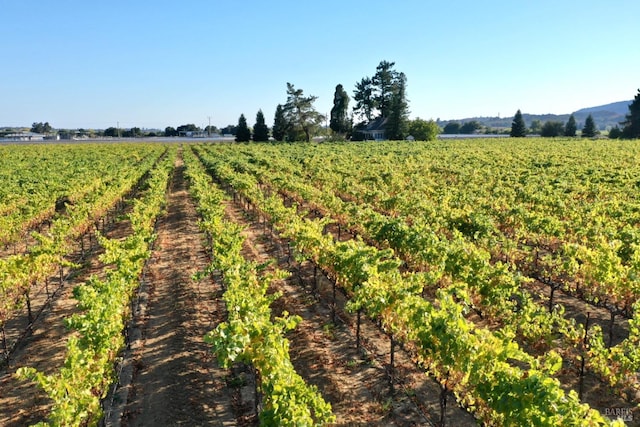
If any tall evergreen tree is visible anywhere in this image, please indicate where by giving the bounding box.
[272,104,288,141]
[621,89,640,139]
[582,114,598,138]
[353,60,403,122]
[385,72,409,140]
[352,77,374,122]
[510,109,527,137]
[609,125,623,139]
[372,60,398,119]
[330,84,351,137]
[283,83,324,142]
[564,114,577,137]
[352,60,409,140]
[235,114,251,142]
[252,109,269,142]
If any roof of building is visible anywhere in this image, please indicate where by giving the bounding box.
[362,116,388,132]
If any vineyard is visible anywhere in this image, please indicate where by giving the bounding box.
[0,138,638,426]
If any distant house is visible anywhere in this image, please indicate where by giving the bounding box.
[1,131,46,141]
[178,130,207,138]
[358,117,388,141]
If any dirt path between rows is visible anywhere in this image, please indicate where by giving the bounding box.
[117,153,235,426]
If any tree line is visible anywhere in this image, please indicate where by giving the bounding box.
[509,110,589,137]
[19,85,640,142]
[230,70,640,142]
[509,90,640,139]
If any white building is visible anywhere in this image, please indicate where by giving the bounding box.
[1,131,46,141]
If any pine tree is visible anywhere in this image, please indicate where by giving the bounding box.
[372,60,398,118]
[564,114,577,137]
[622,89,640,139]
[235,114,251,142]
[283,83,324,142]
[510,110,527,137]
[609,125,623,139]
[385,72,409,140]
[253,109,269,142]
[353,77,375,123]
[272,104,287,142]
[582,114,598,138]
[353,60,404,123]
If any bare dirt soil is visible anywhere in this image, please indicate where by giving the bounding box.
[117,155,235,426]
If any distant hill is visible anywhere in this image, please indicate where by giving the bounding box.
[575,100,631,116]
[438,100,632,131]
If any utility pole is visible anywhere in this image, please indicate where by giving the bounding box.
[208,116,211,137]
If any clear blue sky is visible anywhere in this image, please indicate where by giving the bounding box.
[2,0,639,130]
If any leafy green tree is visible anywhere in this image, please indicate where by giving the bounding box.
[283,83,324,142]
[510,109,527,137]
[164,126,177,137]
[385,72,409,140]
[272,104,288,142]
[104,127,119,137]
[330,84,351,137]
[540,121,564,137]
[220,124,237,135]
[252,110,269,142]
[443,122,461,134]
[564,114,577,137]
[205,125,219,135]
[31,122,52,134]
[529,119,542,135]
[621,89,640,139]
[582,114,599,137]
[408,118,440,141]
[177,124,200,133]
[460,121,482,134]
[235,114,251,142]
